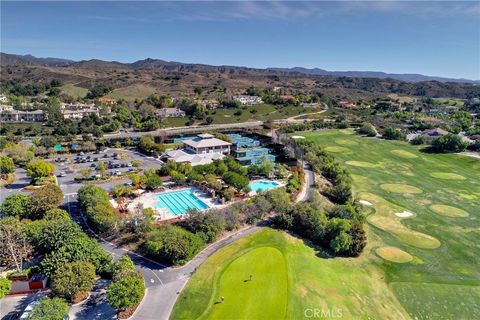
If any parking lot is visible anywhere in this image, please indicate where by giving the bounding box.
[1,148,163,203]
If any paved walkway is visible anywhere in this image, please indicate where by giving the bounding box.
[295,161,315,203]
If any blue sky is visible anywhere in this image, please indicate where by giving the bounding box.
[1,1,479,79]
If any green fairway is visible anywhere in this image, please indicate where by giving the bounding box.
[297,129,480,319]
[172,129,479,320]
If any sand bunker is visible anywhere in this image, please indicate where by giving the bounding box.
[380,184,422,194]
[345,161,377,168]
[395,211,414,218]
[391,150,418,159]
[429,172,466,180]
[359,200,373,206]
[430,204,469,218]
[291,135,305,139]
[324,146,349,153]
[376,247,413,263]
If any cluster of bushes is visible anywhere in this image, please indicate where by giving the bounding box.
[286,166,304,194]
[383,127,405,141]
[357,123,377,137]
[0,184,63,220]
[431,133,469,153]
[78,185,119,234]
[297,140,352,204]
[160,156,251,197]
[275,196,366,256]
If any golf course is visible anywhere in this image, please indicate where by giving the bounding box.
[171,129,480,320]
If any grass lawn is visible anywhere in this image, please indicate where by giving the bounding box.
[172,129,480,320]
[297,129,480,319]
[171,228,409,320]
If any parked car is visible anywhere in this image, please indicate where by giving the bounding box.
[59,171,67,177]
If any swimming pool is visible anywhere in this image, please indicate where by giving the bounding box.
[249,180,280,193]
[154,188,209,216]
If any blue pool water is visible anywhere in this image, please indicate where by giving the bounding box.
[249,180,280,193]
[154,188,209,216]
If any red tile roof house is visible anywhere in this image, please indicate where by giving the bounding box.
[97,97,117,105]
[336,100,357,109]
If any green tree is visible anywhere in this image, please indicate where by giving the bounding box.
[145,173,163,190]
[29,297,69,320]
[111,256,135,281]
[40,233,112,277]
[222,172,249,191]
[0,194,30,218]
[144,225,204,265]
[4,143,34,165]
[0,277,11,298]
[28,184,63,219]
[26,159,56,180]
[358,123,377,137]
[37,219,82,253]
[107,274,145,312]
[51,261,96,302]
[0,155,15,175]
[0,217,32,272]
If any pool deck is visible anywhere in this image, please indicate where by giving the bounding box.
[127,187,221,221]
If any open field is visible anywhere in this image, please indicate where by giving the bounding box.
[60,83,89,98]
[172,129,479,320]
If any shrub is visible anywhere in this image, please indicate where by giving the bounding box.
[410,135,426,145]
[383,127,405,141]
[37,218,82,253]
[358,123,377,137]
[0,155,15,175]
[51,261,96,302]
[431,134,468,153]
[29,297,69,320]
[144,225,205,265]
[0,277,11,298]
[78,185,118,234]
[107,274,145,312]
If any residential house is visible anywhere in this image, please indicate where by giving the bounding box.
[336,100,357,109]
[97,97,117,105]
[62,108,100,120]
[0,105,14,112]
[232,95,263,105]
[0,110,46,122]
[156,107,186,118]
[60,102,95,110]
[196,99,220,109]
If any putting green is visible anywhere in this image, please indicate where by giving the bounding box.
[335,139,358,146]
[429,172,466,180]
[430,205,469,218]
[324,146,350,153]
[376,247,413,263]
[199,246,287,320]
[380,184,422,194]
[391,150,418,159]
[345,161,377,168]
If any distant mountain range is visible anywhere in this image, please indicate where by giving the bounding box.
[1,52,478,84]
[267,67,479,84]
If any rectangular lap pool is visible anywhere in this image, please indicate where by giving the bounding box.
[154,188,209,216]
[249,180,280,193]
